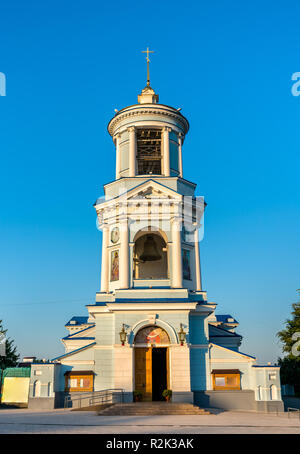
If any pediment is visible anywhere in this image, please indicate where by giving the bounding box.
[123,180,182,202]
[129,187,171,200]
[95,180,182,215]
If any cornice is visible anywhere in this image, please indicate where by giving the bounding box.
[108,106,189,136]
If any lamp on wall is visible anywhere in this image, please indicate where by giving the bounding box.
[119,324,127,346]
[178,324,186,346]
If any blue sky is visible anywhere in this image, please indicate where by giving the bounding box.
[0,0,299,363]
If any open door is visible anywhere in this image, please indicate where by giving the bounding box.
[134,347,152,401]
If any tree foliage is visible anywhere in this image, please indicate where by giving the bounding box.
[277,290,300,358]
[277,290,300,392]
[277,357,300,388]
[0,320,19,369]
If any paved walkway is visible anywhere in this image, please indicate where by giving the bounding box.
[0,408,299,433]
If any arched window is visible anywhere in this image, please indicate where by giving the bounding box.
[33,380,41,397]
[136,129,162,175]
[47,382,51,397]
[270,384,277,400]
[257,385,262,400]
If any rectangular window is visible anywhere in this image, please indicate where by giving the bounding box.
[137,129,162,175]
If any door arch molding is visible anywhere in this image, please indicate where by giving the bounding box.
[129,319,178,345]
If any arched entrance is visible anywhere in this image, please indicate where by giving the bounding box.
[134,326,170,401]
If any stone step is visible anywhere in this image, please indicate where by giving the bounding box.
[98,403,211,416]
[101,411,210,415]
[101,403,201,408]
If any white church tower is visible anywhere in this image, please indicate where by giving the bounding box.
[53,51,283,412]
[87,51,212,402]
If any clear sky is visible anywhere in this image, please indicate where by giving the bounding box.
[0,0,299,364]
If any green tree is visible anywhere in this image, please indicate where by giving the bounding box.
[0,320,19,369]
[277,290,300,394]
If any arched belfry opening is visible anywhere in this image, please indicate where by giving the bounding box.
[133,230,168,280]
[136,128,162,175]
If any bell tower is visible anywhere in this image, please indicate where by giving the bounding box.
[87,53,212,402]
[53,52,281,411]
[95,71,204,294]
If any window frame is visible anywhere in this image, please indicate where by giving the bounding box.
[212,372,241,390]
[65,373,94,393]
[136,128,162,176]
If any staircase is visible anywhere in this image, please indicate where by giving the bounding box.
[97,402,210,415]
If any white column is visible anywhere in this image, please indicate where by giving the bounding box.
[129,243,135,284]
[128,127,136,177]
[100,224,109,292]
[194,227,202,291]
[115,133,121,179]
[171,217,182,288]
[163,127,171,177]
[178,133,183,178]
[120,219,129,288]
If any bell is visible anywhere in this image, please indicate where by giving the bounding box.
[140,235,161,262]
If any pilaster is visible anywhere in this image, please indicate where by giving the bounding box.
[178,133,183,178]
[100,224,109,292]
[128,127,136,177]
[115,133,121,179]
[120,219,129,289]
[194,227,202,291]
[163,127,171,177]
[171,217,183,288]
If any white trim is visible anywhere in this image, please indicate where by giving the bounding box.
[60,360,95,365]
[130,318,178,345]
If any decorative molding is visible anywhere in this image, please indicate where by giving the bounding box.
[129,318,179,345]
[60,360,95,365]
[147,313,157,324]
[108,107,189,136]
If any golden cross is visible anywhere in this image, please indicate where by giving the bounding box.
[142,47,154,87]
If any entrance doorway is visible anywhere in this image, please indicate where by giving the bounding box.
[134,325,170,402]
[134,347,168,401]
[152,348,167,401]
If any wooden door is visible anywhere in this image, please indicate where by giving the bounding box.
[135,347,152,401]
